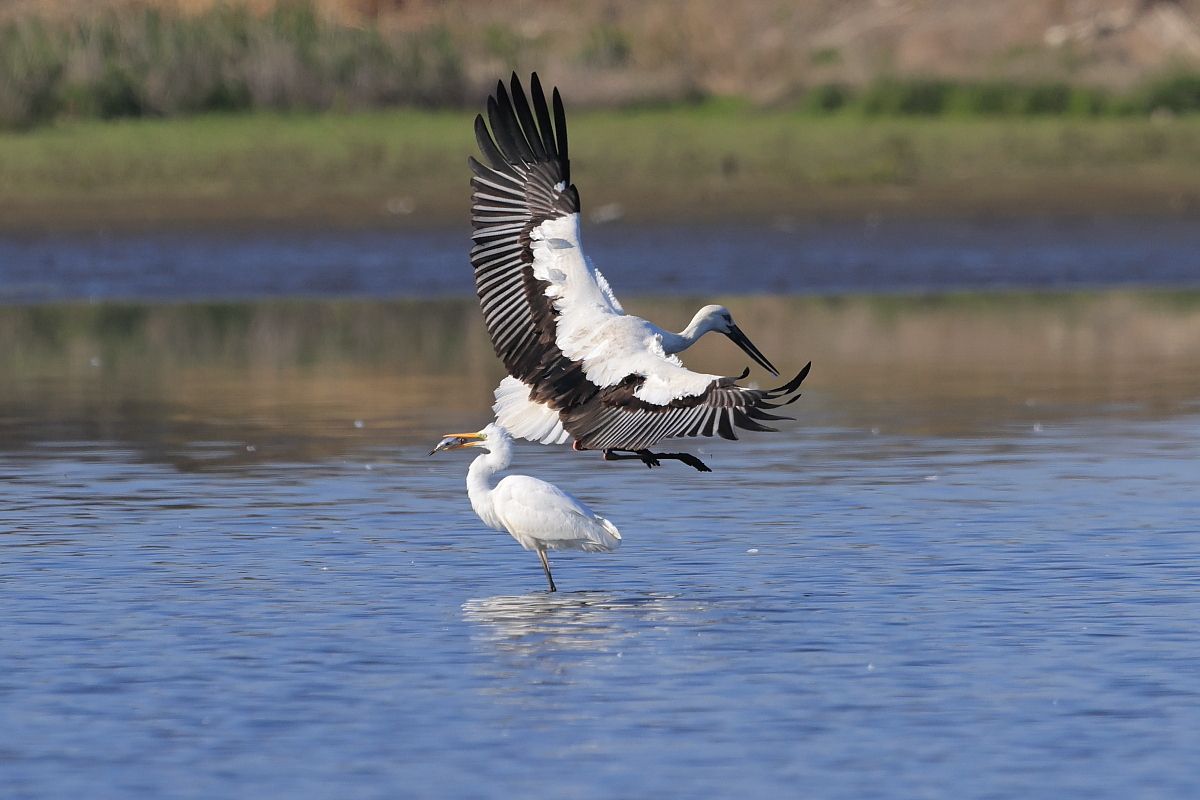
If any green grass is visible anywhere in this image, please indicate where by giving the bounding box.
[0,110,474,199]
[4,110,1200,225]
[573,106,1200,181]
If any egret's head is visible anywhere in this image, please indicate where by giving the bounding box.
[696,305,779,377]
[430,430,486,455]
[429,423,509,455]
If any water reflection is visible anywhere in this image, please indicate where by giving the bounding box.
[463,591,696,661]
[2,290,1199,466]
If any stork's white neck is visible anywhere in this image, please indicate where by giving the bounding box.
[465,434,512,531]
[659,309,720,355]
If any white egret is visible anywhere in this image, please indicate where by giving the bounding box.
[469,73,811,472]
[431,423,621,592]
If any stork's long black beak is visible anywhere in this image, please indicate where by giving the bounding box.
[725,324,779,376]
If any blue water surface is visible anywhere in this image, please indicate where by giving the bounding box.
[3,217,1199,797]
[3,217,1200,301]
[3,411,1199,799]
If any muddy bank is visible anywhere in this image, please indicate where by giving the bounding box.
[4,179,1200,235]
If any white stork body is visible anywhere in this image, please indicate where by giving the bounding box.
[470,73,810,469]
[433,424,621,591]
[534,216,714,404]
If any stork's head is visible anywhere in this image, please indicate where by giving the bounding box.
[694,304,734,334]
[694,305,779,376]
[429,423,510,455]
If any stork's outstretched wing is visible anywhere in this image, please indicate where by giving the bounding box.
[562,363,811,451]
[470,72,622,411]
[474,74,811,455]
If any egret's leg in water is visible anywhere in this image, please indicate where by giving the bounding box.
[537,549,557,592]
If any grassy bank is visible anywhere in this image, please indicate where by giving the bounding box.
[4,110,1200,231]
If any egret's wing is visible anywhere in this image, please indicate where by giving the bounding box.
[563,363,812,452]
[470,73,622,412]
[494,475,620,552]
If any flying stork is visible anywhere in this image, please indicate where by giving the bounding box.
[469,73,811,472]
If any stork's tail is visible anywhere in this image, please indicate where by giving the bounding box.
[492,376,572,444]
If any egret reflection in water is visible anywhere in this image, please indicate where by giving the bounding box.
[462,592,697,658]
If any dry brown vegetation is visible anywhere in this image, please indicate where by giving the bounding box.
[6,0,1200,105]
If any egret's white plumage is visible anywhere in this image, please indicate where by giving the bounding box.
[432,423,620,592]
[470,73,810,470]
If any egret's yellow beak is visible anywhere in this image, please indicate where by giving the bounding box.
[430,431,485,455]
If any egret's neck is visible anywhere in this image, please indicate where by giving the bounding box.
[466,439,512,531]
[660,313,714,355]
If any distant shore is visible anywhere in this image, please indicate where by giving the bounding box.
[3,111,1200,233]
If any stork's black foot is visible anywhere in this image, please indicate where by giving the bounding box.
[603,448,660,468]
[663,452,713,472]
[602,449,711,472]
[634,450,663,469]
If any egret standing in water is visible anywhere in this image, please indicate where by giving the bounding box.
[431,423,621,592]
